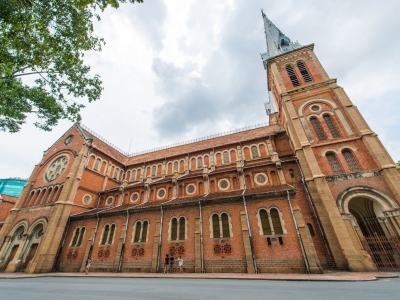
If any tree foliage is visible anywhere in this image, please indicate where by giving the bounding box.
[0,0,143,132]
[397,160,400,167]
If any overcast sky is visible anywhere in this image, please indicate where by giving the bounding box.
[1,0,399,179]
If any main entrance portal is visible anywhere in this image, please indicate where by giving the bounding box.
[348,196,400,270]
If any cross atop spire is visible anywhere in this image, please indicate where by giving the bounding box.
[261,10,302,61]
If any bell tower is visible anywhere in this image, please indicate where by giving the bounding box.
[261,11,400,271]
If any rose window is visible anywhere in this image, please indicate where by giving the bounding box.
[45,155,69,182]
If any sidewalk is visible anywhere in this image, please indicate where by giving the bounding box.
[0,271,399,281]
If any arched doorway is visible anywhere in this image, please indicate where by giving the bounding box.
[20,222,45,271]
[348,197,386,237]
[338,187,400,270]
[0,223,27,272]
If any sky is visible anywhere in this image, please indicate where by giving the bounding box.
[1,0,400,179]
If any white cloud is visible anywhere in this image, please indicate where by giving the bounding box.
[1,0,399,179]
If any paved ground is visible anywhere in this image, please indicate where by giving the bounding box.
[1,276,399,300]
[0,271,398,281]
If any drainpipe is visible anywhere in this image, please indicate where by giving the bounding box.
[198,201,205,273]
[117,208,130,272]
[156,205,164,272]
[295,159,335,267]
[240,158,258,273]
[287,190,310,273]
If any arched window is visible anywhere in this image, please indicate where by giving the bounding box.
[70,227,80,247]
[297,61,312,83]
[259,209,272,235]
[179,217,186,240]
[212,214,220,238]
[342,149,360,172]
[270,208,283,234]
[100,224,116,245]
[134,222,141,243]
[222,151,230,164]
[326,153,342,174]
[130,170,136,181]
[113,168,119,180]
[197,157,203,169]
[307,223,315,237]
[94,158,101,171]
[100,224,110,245]
[251,146,260,158]
[170,217,186,241]
[151,165,156,177]
[211,213,231,238]
[323,114,340,138]
[171,218,178,240]
[289,169,295,182]
[173,161,178,173]
[286,65,300,87]
[133,220,148,243]
[258,208,285,236]
[76,227,86,246]
[310,117,326,141]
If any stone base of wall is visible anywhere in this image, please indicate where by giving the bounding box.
[89,262,117,273]
[122,261,152,273]
[58,262,81,273]
[204,260,247,273]
[256,259,305,273]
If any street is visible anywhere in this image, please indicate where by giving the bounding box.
[0,277,399,300]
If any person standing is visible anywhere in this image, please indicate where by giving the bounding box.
[85,257,91,275]
[178,256,183,273]
[163,254,170,274]
[169,255,175,273]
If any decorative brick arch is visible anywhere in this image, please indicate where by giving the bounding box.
[337,186,399,215]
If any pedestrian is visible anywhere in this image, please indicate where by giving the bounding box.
[85,257,91,275]
[169,255,174,273]
[178,256,183,273]
[163,254,169,274]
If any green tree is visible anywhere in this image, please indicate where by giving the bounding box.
[397,160,400,167]
[0,0,143,132]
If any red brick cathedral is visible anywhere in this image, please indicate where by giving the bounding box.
[1,12,400,274]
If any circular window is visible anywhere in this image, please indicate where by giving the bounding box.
[105,196,114,206]
[310,105,320,112]
[157,189,166,199]
[130,193,139,202]
[83,195,92,205]
[218,179,230,190]
[64,134,74,145]
[44,155,69,182]
[254,173,268,185]
[186,184,196,195]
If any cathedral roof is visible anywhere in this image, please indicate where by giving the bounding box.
[260,10,303,61]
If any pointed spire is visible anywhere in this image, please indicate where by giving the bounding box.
[261,10,302,60]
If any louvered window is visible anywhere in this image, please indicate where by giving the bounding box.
[323,114,340,138]
[212,214,220,238]
[310,117,326,141]
[179,217,186,240]
[222,151,230,164]
[343,150,360,172]
[251,146,259,158]
[260,209,271,235]
[297,61,312,83]
[94,159,101,171]
[221,213,230,238]
[197,157,203,169]
[130,170,136,181]
[326,153,342,174]
[286,65,300,87]
[151,165,156,177]
[171,218,178,240]
[173,161,178,172]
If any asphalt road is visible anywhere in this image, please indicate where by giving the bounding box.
[0,277,399,300]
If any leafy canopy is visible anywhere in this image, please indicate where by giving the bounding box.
[0,0,143,132]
